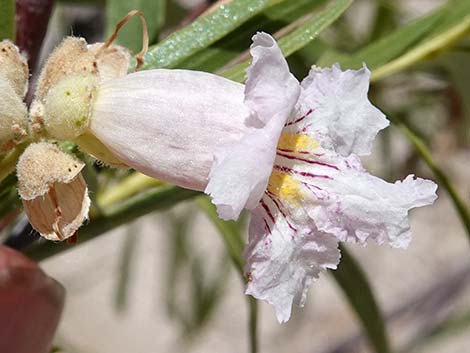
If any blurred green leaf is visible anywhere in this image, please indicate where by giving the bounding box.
[368,2,398,42]
[0,174,20,220]
[114,223,139,312]
[427,0,470,37]
[165,211,192,319]
[164,209,229,337]
[402,309,470,353]
[106,0,166,53]
[332,245,391,353]
[221,0,353,82]
[437,50,470,144]
[318,4,445,69]
[197,197,258,353]
[179,0,328,72]
[142,0,284,69]
[393,120,470,243]
[196,197,244,275]
[372,13,470,80]
[0,0,15,40]
[318,0,470,80]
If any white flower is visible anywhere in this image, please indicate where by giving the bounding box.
[41,32,438,322]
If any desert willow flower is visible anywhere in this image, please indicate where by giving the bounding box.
[38,32,437,322]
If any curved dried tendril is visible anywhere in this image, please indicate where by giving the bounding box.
[98,10,149,71]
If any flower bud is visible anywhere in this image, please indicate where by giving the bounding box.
[34,37,130,103]
[0,78,28,152]
[16,142,90,241]
[87,42,130,82]
[0,40,29,98]
[34,37,97,102]
[30,37,129,167]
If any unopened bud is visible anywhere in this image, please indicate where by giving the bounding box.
[0,78,28,152]
[88,43,130,82]
[0,40,29,98]
[16,142,90,241]
[35,37,130,103]
[35,37,97,102]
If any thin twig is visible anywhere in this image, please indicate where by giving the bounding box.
[16,0,54,81]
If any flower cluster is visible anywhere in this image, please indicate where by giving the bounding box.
[2,27,437,322]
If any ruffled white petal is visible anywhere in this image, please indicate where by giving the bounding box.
[244,32,300,127]
[90,69,250,190]
[244,196,340,323]
[293,64,389,156]
[273,149,438,248]
[309,156,438,248]
[205,33,300,220]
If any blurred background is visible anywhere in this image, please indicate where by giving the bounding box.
[1,0,470,352]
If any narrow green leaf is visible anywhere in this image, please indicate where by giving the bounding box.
[0,142,28,184]
[106,0,166,53]
[197,197,245,275]
[142,0,283,69]
[318,4,445,68]
[0,175,20,220]
[318,0,470,80]
[0,0,15,40]
[372,14,470,81]
[427,0,470,37]
[332,245,391,353]
[197,197,258,353]
[393,121,470,243]
[178,0,328,72]
[221,0,353,82]
[401,309,470,353]
[114,223,139,312]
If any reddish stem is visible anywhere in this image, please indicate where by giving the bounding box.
[15,0,54,76]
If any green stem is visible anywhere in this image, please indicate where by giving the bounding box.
[0,144,27,183]
[97,172,163,209]
[396,122,470,243]
[248,296,259,353]
[196,197,245,274]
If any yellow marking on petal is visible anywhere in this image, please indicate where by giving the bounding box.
[267,170,303,206]
[277,133,319,153]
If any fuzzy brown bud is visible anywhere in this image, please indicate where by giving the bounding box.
[0,40,29,98]
[16,142,90,241]
[0,78,28,152]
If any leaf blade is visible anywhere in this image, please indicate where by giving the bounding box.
[142,0,283,69]
[178,0,328,72]
[332,245,391,353]
[221,0,353,82]
[0,0,15,40]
